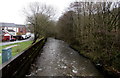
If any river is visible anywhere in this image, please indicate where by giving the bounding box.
[26,38,104,77]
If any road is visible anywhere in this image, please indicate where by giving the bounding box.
[26,38,104,77]
[0,34,34,46]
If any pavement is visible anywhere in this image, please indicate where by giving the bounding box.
[26,38,103,77]
[0,39,29,46]
[3,45,18,49]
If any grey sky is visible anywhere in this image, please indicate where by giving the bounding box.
[0,0,74,24]
[0,0,119,24]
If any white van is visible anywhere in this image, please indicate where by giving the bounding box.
[26,32,31,38]
[21,35,27,39]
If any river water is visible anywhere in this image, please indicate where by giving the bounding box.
[26,38,104,77]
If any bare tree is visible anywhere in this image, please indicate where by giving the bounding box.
[57,1,120,72]
[24,2,55,43]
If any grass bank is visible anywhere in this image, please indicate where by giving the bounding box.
[0,41,32,64]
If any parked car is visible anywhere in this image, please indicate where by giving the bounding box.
[10,37,16,41]
[16,35,24,40]
[26,32,31,38]
[2,33,11,41]
[21,35,27,39]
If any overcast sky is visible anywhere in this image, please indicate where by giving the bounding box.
[0,0,75,24]
[0,0,119,24]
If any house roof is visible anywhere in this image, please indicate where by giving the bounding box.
[0,22,25,27]
[16,24,26,27]
[0,23,15,27]
[7,29,15,32]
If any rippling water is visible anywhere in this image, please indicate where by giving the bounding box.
[26,38,104,77]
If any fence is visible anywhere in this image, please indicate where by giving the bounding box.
[1,38,46,78]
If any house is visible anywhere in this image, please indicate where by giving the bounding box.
[16,24,27,35]
[0,22,27,36]
[7,29,16,36]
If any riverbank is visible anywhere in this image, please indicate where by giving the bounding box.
[70,45,120,78]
